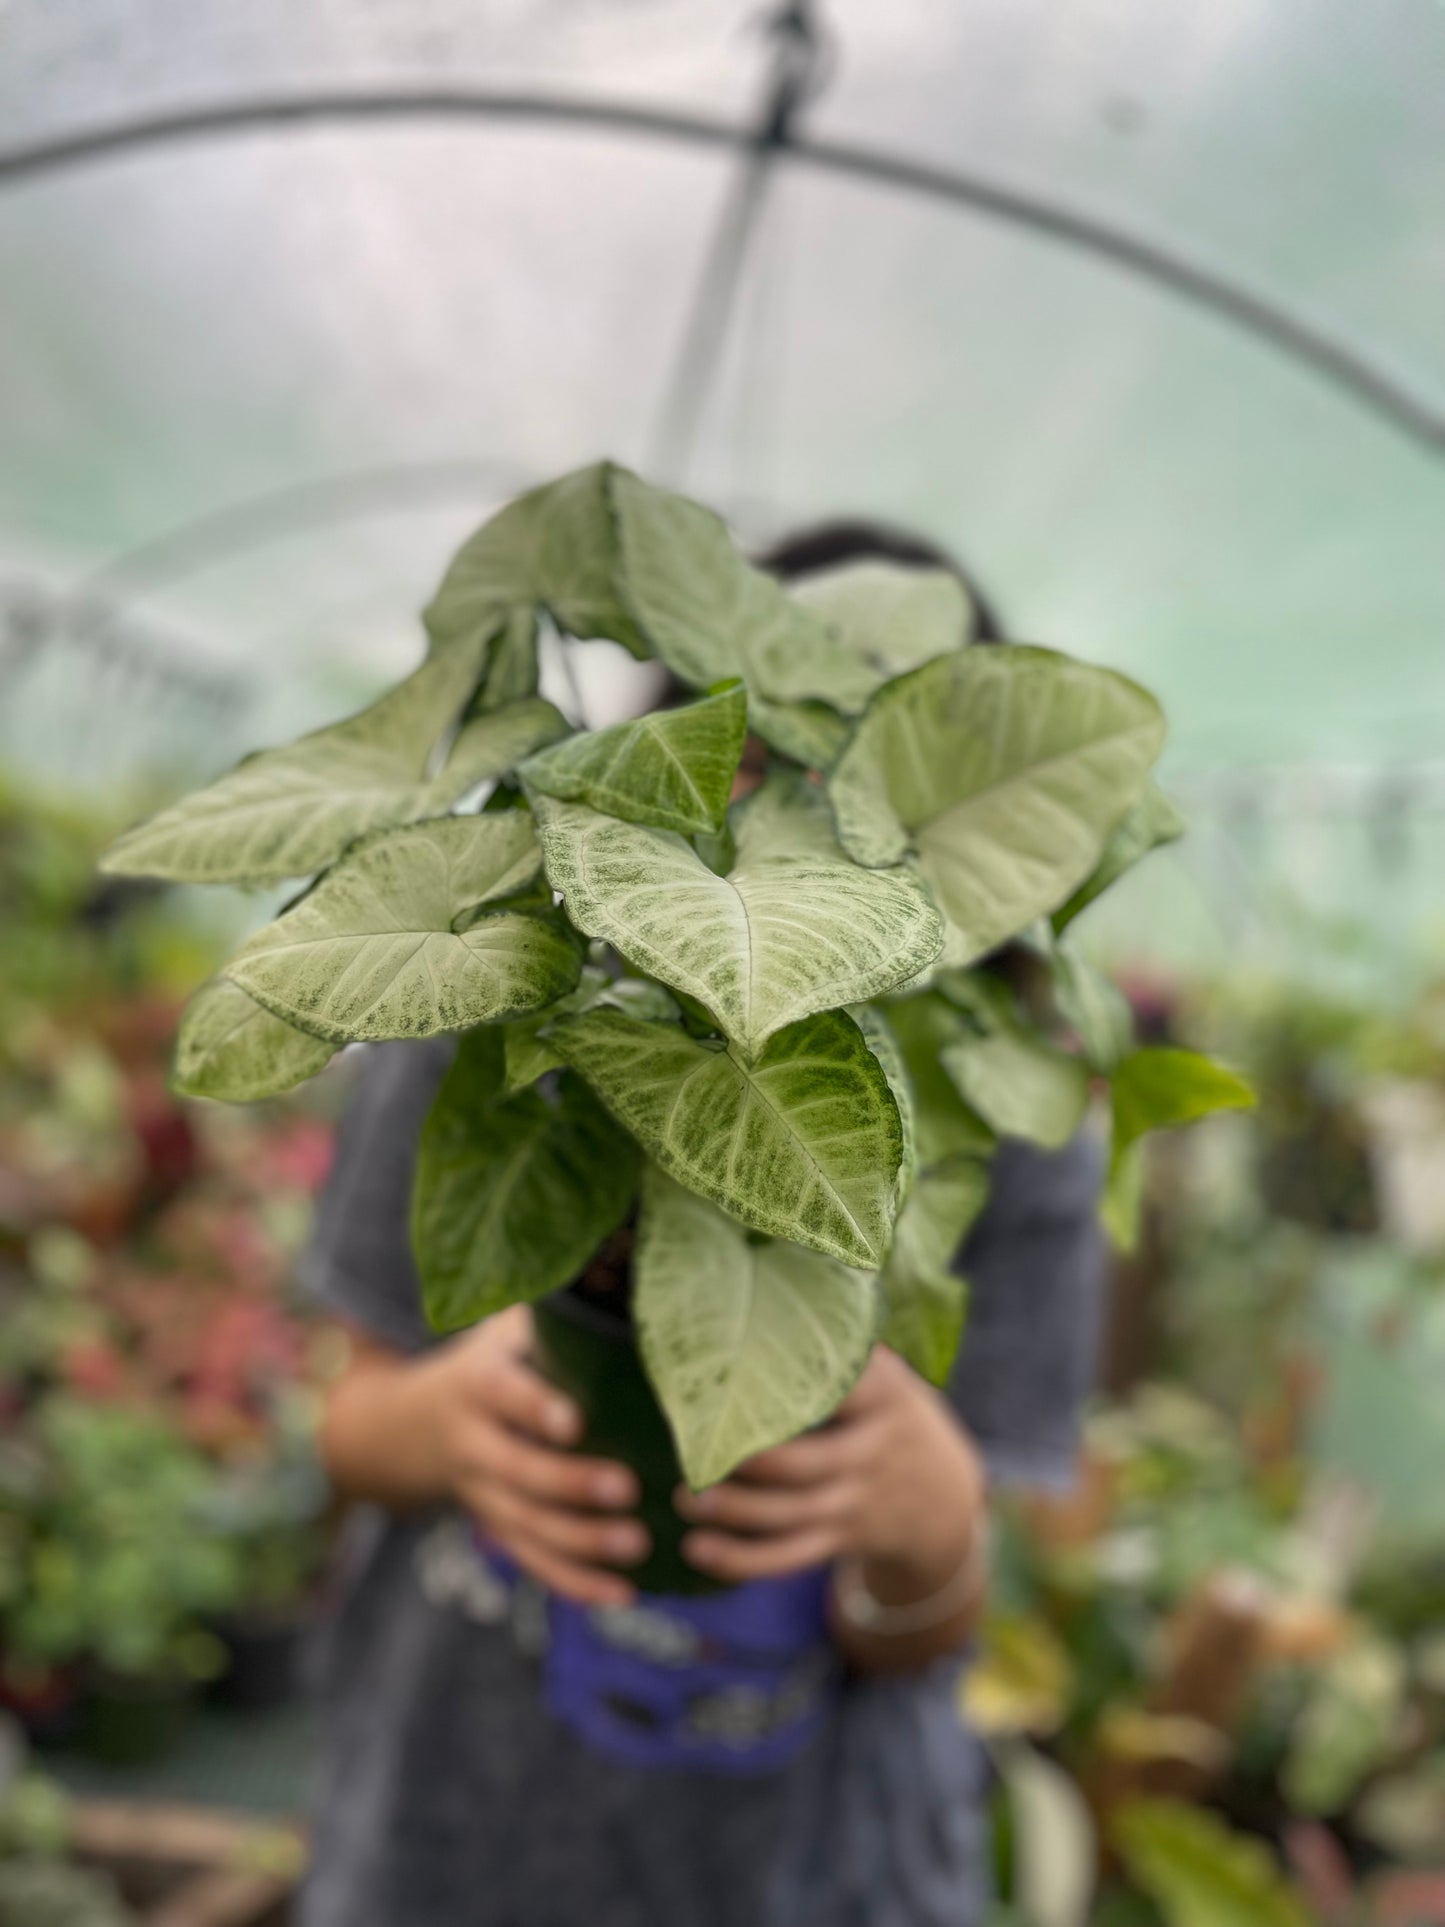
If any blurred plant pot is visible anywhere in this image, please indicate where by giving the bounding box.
[82,1666,196,1766]
[530,1291,723,1598]
[208,1608,308,1713]
[0,1655,84,1745]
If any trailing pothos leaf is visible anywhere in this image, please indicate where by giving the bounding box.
[412,1028,640,1333]
[224,814,583,1044]
[103,636,565,885]
[173,978,336,1102]
[520,681,746,835]
[103,461,1242,1492]
[878,1162,989,1386]
[828,645,1165,964]
[635,1168,880,1487]
[530,784,943,1059]
[550,1005,904,1267]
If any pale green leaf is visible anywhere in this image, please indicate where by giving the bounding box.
[1111,1799,1310,1927]
[850,1002,917,1196]
[1052,782,1185,932]
[501,970,679,1094]
[551,1005,904,1266]
[424,463,648,662]
[884,993,997,1167]
[224,814,582,1044]
[1111,1047,1256,1171]
[610,469,841,702]
[829,647,1165,963]
[412,1028,639,1333]
[1050,946,1135,1072]
[531,792,942,1058]
[635,1167,879,1487]
[469,605,541,709]
[746,691,852,770]
[521,683,746,835]
[789,558,974,713]
[102,636,563,885]
[943,1030,1090,1150]
[880,1161,989,1384]
[172,978,335,1103]
[1101,1141,1145,1251]
[992,1739,1097,1927]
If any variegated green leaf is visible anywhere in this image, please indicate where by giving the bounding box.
[521,683,746,835]
[500,971,678,1094]
[531,790,943,1058]
[1053,782,1186,932]
[102,636,565,885]
[942,1030,1090,1150]
[635,1167,880,1487]
[746,691,852,770]
[789,558,975,713]
[610,469,841,703]
[424,462,648,661]
[829,647,1165,963]
[884,993,996,1168]
[880,1161,990,1385]
[224,814,582,1044]
[412,1028,639,1333]
[172,979,335,1103]
[551,1005,904,1266]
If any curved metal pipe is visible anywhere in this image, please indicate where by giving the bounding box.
[0,87,1439,453]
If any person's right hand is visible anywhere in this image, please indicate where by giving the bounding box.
[426,1304,648,1608]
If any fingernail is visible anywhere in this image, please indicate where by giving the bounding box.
[596,1469,636,1506]
[545,1399,579,1442]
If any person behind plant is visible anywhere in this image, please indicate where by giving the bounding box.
[301,525,1104,1927]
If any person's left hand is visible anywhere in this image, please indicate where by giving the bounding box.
[674,1345,985,1586]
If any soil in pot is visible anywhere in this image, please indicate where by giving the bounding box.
[529,1229,723,1598]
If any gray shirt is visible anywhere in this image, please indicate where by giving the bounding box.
[299,1040,1104,1927]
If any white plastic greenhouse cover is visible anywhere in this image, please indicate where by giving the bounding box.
[1,0,1442,835]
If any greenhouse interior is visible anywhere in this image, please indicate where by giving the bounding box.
[2,3,1443,1922]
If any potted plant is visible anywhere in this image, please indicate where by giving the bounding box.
[102,463,1251,1593]
[4,1397,240,1761]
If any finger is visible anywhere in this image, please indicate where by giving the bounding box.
[486,1484,652,1570]
[505,1529,638,1610]
[482,1422,638,1511]
[674,1476,860,1535]
[682,1525,841,1584]
[478,1353,584,1447]
[732,1417,887,1488]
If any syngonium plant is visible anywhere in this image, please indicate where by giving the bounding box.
[102,464,1252,1488]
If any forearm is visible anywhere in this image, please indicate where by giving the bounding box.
[828,1519,988,1675]
[319,1334,456,1510]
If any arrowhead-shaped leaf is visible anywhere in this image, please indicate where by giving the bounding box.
[1050,945,1135,1072]
[788,559,975,713]
[500,971,679,1095]
[551,1005,904,1266]
[102,632,565,886]
[635,1168,880,1487]
[880,1161,990,1385]
[745,691,852,770]
[521,683,746,835]
[412,1028,640,1333]
[942,1029,1090,1150]
[829,647,1165,963]
[530,786,943,1058]
[424,463,649,661]
[224,814,583,1044]
[610,469,841,702]
[1052,782,1185,932]
[172,979,335,1102]
[1110,1048,1255,1167]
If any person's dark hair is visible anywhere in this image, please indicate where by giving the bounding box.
[755,518,1002,641]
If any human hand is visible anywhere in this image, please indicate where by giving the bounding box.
[674,1345,985,1591]
[428,1304,648,1608]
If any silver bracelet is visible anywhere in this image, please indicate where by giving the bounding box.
[832,1522,991,1636]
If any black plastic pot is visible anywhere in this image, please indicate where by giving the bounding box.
[531,1291,722,1597]
[208,1609,307,1713]
[82,1667,196,1766]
